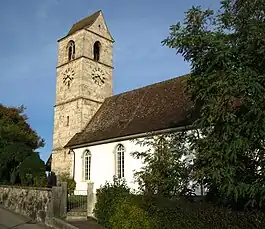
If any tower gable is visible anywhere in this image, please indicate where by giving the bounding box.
[87,11,114,42]
[63,10,114,42]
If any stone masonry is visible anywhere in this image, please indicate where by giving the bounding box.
[0,184,68,228]
[0,186,53,223]
[51,11,114,176]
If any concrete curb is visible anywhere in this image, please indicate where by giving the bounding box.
[48,217,79,229]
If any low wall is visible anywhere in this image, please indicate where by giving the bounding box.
[0,184,67,227]
[0,185,53,224]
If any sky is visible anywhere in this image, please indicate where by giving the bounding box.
[0,0,220,163]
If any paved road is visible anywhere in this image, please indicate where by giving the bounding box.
[0,208,47,229]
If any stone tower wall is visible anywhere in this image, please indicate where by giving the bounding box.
[51,12,114,176]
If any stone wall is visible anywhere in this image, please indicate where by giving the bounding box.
[0,186,53,224]
[0,184,68,226]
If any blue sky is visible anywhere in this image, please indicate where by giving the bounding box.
[0,0,220,162]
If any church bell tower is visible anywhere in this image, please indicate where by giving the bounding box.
[51,10,114,175]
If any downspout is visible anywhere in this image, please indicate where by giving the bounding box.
[69,149,75,180]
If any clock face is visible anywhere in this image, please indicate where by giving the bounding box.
[63,68,75,88]
[92,68,105,86]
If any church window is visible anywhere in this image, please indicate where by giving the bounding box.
[84,150,91,181]
[67,40,75,61]
[93,41,101,62]
[116,144,125,178]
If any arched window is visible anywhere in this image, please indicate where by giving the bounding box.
[93,41,101,61]
[67,40,75,61]
[116,144,125,178]
[83,150,91,181]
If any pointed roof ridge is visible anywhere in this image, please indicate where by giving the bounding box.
[67,10,102,36]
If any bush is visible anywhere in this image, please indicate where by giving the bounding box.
[140,196,265,229]
[19,153,47,187]
[93,177,130,228]
[58,172,76,194]
[109,195,152,229]
[93,178,265,229]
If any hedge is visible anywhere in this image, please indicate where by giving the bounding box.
[94,180,265,229]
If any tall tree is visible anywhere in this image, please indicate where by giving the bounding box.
[0,104,46,185]
[163,0,265,208]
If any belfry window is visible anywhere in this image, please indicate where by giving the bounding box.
[93,41,101,61]
[67,40,75,61]
[116,144,125,178]
[83,150,91,181]
[66,116,69,126]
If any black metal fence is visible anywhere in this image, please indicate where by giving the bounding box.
[67,190,87,212]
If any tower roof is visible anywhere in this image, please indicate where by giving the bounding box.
[67,10,101,36]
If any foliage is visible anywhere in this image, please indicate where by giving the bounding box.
[93,176,131,228]
[163,0,265,208]
[143,196,265,229]
[132,133,194,198]
[95,182,265,229]
[0,104,46,186]
[57,172,76,195]
[109,195,152,229]
[19,153,47,187]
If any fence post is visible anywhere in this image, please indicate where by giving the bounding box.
[87,182,95,218]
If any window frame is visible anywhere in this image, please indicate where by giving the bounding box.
[67,40,75,61]
[93,41,101,62]
[83,150,91,181]
[116,144,125,179]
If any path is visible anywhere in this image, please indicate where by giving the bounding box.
[0,208,48,229]
[69,218,104,229]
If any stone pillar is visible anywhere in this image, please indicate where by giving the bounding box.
[60,182,68,217]
[52,186,62,217]
[51,182,68,218]
[87,182,96,218]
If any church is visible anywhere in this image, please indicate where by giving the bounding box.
[47,10,198,194]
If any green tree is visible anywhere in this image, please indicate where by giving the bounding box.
[0,104,46,185]
[163,0,265,208]
[132,133,193,198]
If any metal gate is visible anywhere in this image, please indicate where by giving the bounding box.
[67,190,87,212]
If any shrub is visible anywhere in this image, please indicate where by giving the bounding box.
[93,177,265,229]
[93,177,130,228]
[140,196,265,229]
[19,153,47,187]
[109,195,152,229]
[58,172,76,194]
